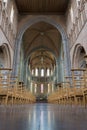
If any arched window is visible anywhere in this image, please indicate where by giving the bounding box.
[76,0,80,7]
[47,68,50,76]
[3,0,7,2]
[41,84,44,93]
[10,5,14,23]
[3,0,8,5]
[35,68,38,76]
[41,68,44,77]
[30,83,33,93]
[70,7,74,23]
[32,69,34,75]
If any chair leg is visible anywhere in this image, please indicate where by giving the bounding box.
[11,96,13,105]
[5,95,8,105]
[83,95,86,108]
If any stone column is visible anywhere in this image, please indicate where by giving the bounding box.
[57,59,64,82]
[12,37,21,77]
[24,61,28,84]
[82,0,87,21]
[0,1,2,26]
[62,38,71,78]
[27,64,31,88]
[55,59,59,83]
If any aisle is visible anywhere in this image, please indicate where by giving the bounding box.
[0,104,87,130]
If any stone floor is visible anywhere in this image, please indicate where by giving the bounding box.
[0,103,87,130]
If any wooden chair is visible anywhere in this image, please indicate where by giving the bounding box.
[71,68,86,106]
[0,68,12,105]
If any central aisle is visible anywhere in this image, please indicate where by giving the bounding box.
[0,103,87,130]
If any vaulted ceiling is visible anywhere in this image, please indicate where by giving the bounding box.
[22,21,62,58]
[15,0,69,14]
[29,49,56,69]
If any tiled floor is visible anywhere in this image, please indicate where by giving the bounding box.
[0,104,87,130]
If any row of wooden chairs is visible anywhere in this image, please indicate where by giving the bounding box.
[0,68,36,105]
[48,68,87,107]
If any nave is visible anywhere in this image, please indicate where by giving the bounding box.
[0,0,87,129]
[0,103,87,130]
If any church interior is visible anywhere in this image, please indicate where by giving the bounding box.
[0,0,87,130]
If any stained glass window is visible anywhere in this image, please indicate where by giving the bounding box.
[41,84,44,93]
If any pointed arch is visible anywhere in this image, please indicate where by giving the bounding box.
[13,16,71,78]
